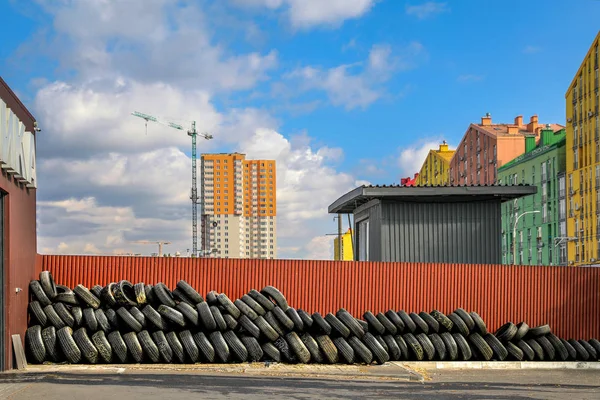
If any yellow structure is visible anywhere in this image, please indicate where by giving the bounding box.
[415,141,455,186]
[334,228,353,261]
[565,31,600,266]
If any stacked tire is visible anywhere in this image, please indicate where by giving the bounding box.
[25,272,600,365]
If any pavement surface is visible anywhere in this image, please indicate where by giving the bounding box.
[0,365,598,399]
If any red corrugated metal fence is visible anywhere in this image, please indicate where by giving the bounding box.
[37,255,600,340]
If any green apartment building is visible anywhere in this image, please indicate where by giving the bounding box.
[499,126,567,266]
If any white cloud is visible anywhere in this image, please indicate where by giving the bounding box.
[397,139,445,178]
[405,2,449,19]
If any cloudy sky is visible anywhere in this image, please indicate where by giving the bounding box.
[1,0,599,259]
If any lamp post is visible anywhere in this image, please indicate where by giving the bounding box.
[513,210,540,265]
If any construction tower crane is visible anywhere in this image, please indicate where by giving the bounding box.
[131,111,213,256]
[132,240,172,257]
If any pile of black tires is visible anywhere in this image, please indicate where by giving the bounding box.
[25,272,600,365]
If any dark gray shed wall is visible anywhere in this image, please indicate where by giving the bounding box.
[356,199,502,264]
[354,200,382,261]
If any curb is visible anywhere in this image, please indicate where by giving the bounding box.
[397,361,600,370]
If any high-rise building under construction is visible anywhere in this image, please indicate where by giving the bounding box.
[200,153,277,259]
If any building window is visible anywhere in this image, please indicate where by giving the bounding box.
[357,219,369,261]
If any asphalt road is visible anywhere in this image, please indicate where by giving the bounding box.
[1,369,599,399]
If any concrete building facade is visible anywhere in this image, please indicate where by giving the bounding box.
[449,114,564,186]
[565,31,600,266]
[333,228,353,261]
[200,153,276,259]
[415,142,455,186]
[498,127,567,266]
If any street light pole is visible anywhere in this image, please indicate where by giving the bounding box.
[513,210,541,265]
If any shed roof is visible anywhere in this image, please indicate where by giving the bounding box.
[328,184,537,214]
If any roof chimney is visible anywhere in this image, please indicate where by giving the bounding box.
[401,178,407,185]
[515,115,523,126]
[507,125,519,135]
[439,141,449,152]
[527,115,539,133]
[481,112,492,126]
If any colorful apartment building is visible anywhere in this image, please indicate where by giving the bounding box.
[499,127,567,266]
[449,114,564,185]
[414,141,455,186]
[333,228,353,261]
[200,153,277,259]
[565,31,600,266]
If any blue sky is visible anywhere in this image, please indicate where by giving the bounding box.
[1,0,599,258]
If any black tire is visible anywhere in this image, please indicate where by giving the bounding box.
[526,324,551,338]
[107,331,128,363]
[44,304,66,329]
[224,331,248,362]
[42,326,61,362]
[145,285,156,305]
[336,309,364,338]
[547,333,569,361]
[588,339,600,356]
[210,306,227,331]
[128,306,146,329]
[470,312,487,335]
[567,339,589,361]
[152,331,173,363]
[238,315,261,339]
[273,306,295,331]
[419,312,440,333]
[234,299,259,321]
[383,335,401,361]
[134,283,147,305]
[241,336,263,362]
[506,341,524,361]
[311,312,332,335]
[397,310,417,333]
[154,283,176,307]
[138,330,160,363]
[176,302,199,327]
[223,314,238,330]
[316,334,338,364]
[113,280,138,307]
[452,333,472,361]
[101,283,118,308]
[29,301,48,327]
[248,289,275,311]
[40,271,57,300]
[364,311,385,335]
[468,333,493,361]
[73,284,101,309]
[439,332,458,361]
[429,310,453,332]
[179,330,200,362]
[325,313,350,338]
[193,332,215,362]
[301,332,324,363]
[261,342,281,362]
[206,290,219,306]
[376,312,398,335]
[30,280,52,307]
[536,336,557,360]
[454,308,475,332]
[514,322,529,341]
[409,312,429,334]
[117,307,143,332]
[274,337,296,363]
[416,333,435,361]
[363,333,389,364]
[209,331,230,362]
[142,305,165,330]
[176,280,204,304]
[383,310,405,333]
[123,331,143,363]
[264,311,286,336]
[333,337,355,364]
[260,286,289,311]
[297,309,313,329]
[57,327,82,363]
[357,318,369,332]
[286,307,304,332]
[448,313,470,336]
[526,338,545,360]
[172,288,195,306]
[73,327,99,364]
[578,340,598,360]
[376,335,388,353]
[403,333,424,361]
[252,316,278,341]
[91,285,103,299]
[561,339,577,360]
[428,333,447,360]
[71,307,83,328]
[484,333,508,360]
[197,301,217,331]
[92,331,113,363]
[83,307,98,332]
[94,308,111,333]
[241,294,266,317]
[158,305,186,328]
[55,285,79,306]
[346,336,372,364]
[394,334,410,360]
[26,325,46,363]
[285,332,310,363]
[166,331,186,363]
[516,340,535,361]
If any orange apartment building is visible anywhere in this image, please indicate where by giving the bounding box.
[200,153,276,259]
[449,114,564,185]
